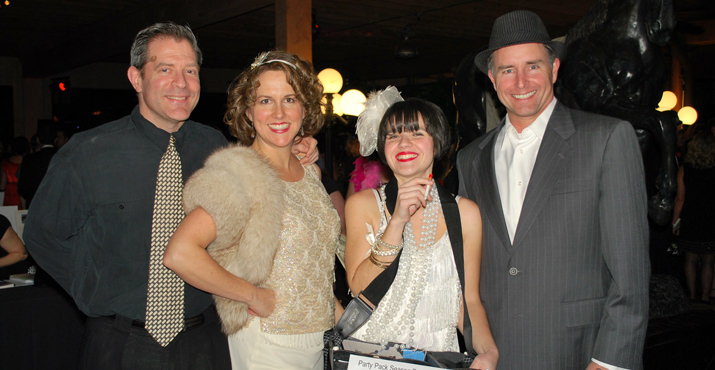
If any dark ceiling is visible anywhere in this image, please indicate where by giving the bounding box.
[1,0,714,85]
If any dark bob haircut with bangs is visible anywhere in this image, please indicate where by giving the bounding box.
[376,98,451,163]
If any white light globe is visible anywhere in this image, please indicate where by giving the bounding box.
[657,91,677,112]
[678,106,698,125]
[340,89,367,116]
[317,68,343,94]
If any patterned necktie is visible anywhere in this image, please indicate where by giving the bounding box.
[146,135,185,347]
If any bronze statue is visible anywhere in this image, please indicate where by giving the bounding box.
[556,0,678,225]
[453,50,491,147]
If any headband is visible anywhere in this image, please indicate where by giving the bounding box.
[250,51,297,70]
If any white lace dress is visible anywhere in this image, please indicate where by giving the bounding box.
[351,186,462,352]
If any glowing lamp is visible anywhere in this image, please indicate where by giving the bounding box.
[340,89,367,116]
[678,106,698,125]
[656,91,677,112]
[317,68,343,94]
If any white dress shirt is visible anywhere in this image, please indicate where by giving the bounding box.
[494,99,554,243]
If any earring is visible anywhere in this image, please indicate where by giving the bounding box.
[247,120,255,139]
[300,126,304,136]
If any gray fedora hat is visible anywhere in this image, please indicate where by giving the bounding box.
[474,10,565,75]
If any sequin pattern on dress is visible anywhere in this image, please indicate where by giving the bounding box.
[261,165,340,335]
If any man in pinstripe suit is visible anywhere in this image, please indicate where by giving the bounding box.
[456,10,650,370]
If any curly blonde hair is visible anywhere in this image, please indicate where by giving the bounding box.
[224,51,325,145]
[685,120,715,169]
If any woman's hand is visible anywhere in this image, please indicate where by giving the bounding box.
[391,177,433,224]
[247,286,276,317]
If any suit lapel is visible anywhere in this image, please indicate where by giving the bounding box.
[512,102,575,247]
[475,126,513,252]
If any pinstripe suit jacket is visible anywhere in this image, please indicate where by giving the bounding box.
[456,102,650,370]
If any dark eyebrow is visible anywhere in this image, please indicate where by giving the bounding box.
[154,62,200,70]
[154,62,174,69]
[496,59,544,71]
[495,64,514,72]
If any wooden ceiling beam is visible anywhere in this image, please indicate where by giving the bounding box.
[275,0,312,62]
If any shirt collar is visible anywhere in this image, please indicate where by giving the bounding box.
[130,105,188,151]
[503,98,557,141]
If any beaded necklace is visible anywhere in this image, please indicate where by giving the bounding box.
[364,183,441,347]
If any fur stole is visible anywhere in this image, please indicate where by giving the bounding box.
[183,145,283,335]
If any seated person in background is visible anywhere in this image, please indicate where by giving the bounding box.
[0,214,28,276]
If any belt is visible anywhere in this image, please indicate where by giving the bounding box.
[108,313,205,332]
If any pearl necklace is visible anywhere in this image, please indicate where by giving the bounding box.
[364,184,441,347]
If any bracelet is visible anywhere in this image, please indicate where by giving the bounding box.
[369,253,390,269]
[371,243,401,256]
[369,231,403,257]
[376,232,403,251]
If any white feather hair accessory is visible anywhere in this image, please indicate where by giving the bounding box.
[355,86,404,156]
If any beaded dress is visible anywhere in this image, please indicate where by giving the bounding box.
[228,164,340,369]
[260,164,339,334]
[351,185,462,352]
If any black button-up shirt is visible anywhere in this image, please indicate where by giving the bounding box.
[24,106,228,320]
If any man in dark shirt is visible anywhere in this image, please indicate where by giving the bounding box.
[22,22,320,370]
[18,124,57,208]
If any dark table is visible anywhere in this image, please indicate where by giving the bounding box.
[0,283,85,369]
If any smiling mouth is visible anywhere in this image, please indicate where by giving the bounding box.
[396,153,417,161]
[512,90,536,99]
[167,96,188,101]
[269,123,290,131]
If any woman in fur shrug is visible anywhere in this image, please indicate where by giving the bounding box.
[164,51,341,370]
